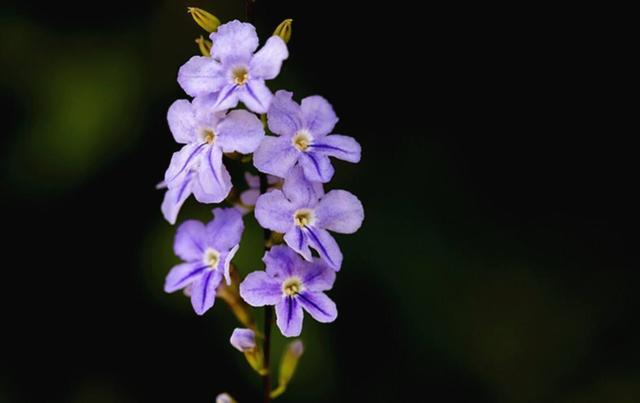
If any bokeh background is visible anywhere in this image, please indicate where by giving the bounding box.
[1,1,637,402]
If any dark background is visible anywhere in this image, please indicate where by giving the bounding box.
[1,1,637,402]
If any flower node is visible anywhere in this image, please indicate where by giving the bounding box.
[292,131,311,152]
[232,67,249,85]
[282,277,302,296]
[203,248,221,268]
[202,129,216,144]
[293,208,314,228]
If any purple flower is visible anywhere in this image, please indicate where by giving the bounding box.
[164,208,244,315]
[230,328,257,352]
[236,172,282,214]
[253,90,361,182]
[239,246,337,337]
[254,167,364,270]
[178,20,288,114]
[161,98,264,224]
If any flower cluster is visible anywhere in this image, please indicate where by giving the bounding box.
[159,15,363,400]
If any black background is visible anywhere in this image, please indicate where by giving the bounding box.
[1,1,636,402]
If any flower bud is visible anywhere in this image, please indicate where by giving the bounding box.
[229,328,266,375]
[187,7,221,33]
[216,393,236,403]
[273,19,293,43]
[270,340,304,398]
[195,35,212,57]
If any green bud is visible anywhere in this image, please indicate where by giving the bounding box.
[270,340,304,398]
[195,35,212,57]
[187,7,221,33]
[273,19,293,43]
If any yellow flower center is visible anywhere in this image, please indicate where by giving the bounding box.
[202,129,216,144]
[293,208,314,228]
[282,277,303,296]
[232,67,249,85]
[203,248,220,268]
[292,131,312,152]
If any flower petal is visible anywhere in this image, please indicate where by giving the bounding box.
[297,291,337,323]
[255,190,295,233]
[245,172,260,189]
[305,227,343,270]
[310,135,361,163]
[267,90,302,136]
[206,207,244,251]
[190,269,223,315]
[282,165,323,207]
[164,262,207,293]
[253,136,298,177]
[300,95,338,137]
[299,259,335,292]
[174,219,206,260]
[209,20,259,64]
[217,109,265,154]
[177,56,225,98]
[315,190,364,234]
[164,143,206,187]
[230,328,256,352]
[167,99,196,144]
[239,79,273,114]
[263,245,301,278]
[161,172,194,224]
[250,36,288,80]
[239,271,283,306]
[210,84,241,112]
[284,227,312,262]
[299,152,334,183]
[196,145,232,202]
[276,297,304,337]
[223,244,240,286]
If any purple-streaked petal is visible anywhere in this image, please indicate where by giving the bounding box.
[177,56,225,98]
[300,95,338,137]
[222,244,239,286]
[230,328,256,352]
[164,143,206,186]
[297,291,337,323]
[267,90,302,136]
[263,245,301,278]
[161,172,194,224]
[167,99,196,144]
[217,109,264,154]
[254,190,295,233]
[206,207,244,251]
[305,227,343,270]
[250,36,289,80]
[239,79,273,114]
[275,297,304,337]
[299,152,334,183]
[240,188,260,206]
[299,259,335,292]
[196,145,232,202]
[253,136,298,177]
[174,219,206,260]
[209,84,241,112]
[245,172,260,189]
[310,134,361,163]
[164,262,206,293]
[190,269,223,315]
[239,271,283,306]
[284,227,312,262]
[315,190,364,234]
[209,20,259,64]
[282,165,323,207]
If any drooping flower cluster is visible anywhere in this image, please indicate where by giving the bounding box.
[159,15,363,400]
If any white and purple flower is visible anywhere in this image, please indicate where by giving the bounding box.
[255,167,363,270]
[164,208,244,315]
[178,20,288,114]
[161,98,264,224]
[254,90,361,183]
[240,246,337,337]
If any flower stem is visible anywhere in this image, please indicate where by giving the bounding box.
[259,172,273,403]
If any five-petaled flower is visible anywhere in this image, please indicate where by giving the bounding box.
[254,90,361,182]
[164,208,244,315]
[240,246,337,337]
[161,98,264,224]
[178,20,289,114]
[255,166,364,270]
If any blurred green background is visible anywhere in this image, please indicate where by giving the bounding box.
[1,1,637,402]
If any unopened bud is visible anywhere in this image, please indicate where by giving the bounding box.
[195,35,212,57]
[273,19,293,43]
[187,7,221,33]
[270,340,304,398]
